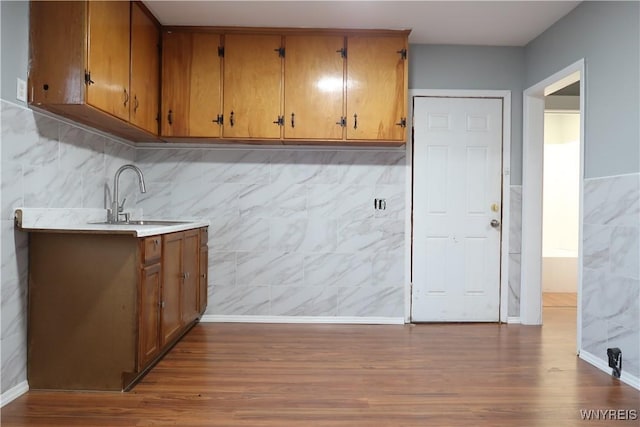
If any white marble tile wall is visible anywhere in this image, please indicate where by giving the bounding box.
[509,185,522,317]
[136,147,406,319]
[0,100,138,395]
[582,173,640,378]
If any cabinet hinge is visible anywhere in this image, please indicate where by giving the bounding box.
[213,114,223,125]
[395,117,407,128]
[274,47,285,58]
[273,115,284,126]
[336,48,347,58]
[336,116,346,127]
[218,46,224,57]
[397,49,407,60]
[84,71,94,85]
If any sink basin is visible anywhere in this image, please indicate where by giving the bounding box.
[89,220,191,226]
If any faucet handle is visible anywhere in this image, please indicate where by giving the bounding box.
[118,197,127,212]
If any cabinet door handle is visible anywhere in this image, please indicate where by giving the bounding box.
[133,95,139,113]
[230,111,235,127]
[353,113,358,129]
[168,110,173,125]
[290,113,295,128]
[153,238,159,247]
[123,89,129,107]
[200,273,206,279]
[160,301,165,308]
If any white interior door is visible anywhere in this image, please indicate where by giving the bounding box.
[412,97,503,322]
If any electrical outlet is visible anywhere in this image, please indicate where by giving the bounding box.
[16,78,27,102]
[374,198,387,210]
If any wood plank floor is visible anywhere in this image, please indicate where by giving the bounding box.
[543,292,577,307]
[2,308,638,426]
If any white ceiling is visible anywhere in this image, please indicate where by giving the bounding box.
[143,1,581,46]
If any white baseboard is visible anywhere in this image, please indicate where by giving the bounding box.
[200,315,405,325]
[579,350,640,391]
[1,381,29,408]
[507,316,522,324]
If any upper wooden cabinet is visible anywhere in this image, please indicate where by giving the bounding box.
[28,1,160,142]
[161,31,222,137]
[86,1,130,122]
[160,29,408,145]
[131,2,161,134]
[346,35,408,142]
[222,34,283,140]
[283,35,345,141]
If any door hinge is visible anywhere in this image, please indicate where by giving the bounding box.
[272,115,284,126]
[84,71,94,85]
[397,49,407,60]
[336,116,346,127]
[336,47,347,58]
[395,117,407,128]
[213,114,223,125]
[218,46,224,57]
[274,47,285,58]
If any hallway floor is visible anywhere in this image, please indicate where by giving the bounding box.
[2,308,638,426]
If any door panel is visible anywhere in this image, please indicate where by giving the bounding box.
[138,263,161,369]
[412,97,502,322]
[181,230,199,325]
[161,233,182,346]
[284,35,344,140]
[130,2,160,134]
[161,31,191,136]
[189,33,222,137]
[346,35,406,141]
[223,34,282,139]
[86,1,130,121]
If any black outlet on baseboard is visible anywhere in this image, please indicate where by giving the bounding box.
[607,347,622,378]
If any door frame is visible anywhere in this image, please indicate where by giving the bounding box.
[521,59,585,348]
[405,89,512,323]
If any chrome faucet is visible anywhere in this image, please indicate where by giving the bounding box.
[108,164,146,223]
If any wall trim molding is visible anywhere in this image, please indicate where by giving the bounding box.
[0,381,29,408]
[583,171,640,181]
[200,315,405,325]
[579,350,640,391]
[507,317,522,324]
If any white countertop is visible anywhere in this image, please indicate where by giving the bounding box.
[15,208,209,238]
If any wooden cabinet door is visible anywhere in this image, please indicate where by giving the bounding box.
[181,229,200,325]
[198,238,208,315]
[346,35,407,141]
[283,35,345,140]
[161,32,222,137]
[86,0,130,121]
[161,232,183,347]
[223,34,283,139]
[130,2,160,134]
[138,263,161,369]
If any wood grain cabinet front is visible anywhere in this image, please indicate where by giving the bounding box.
[27,228,208,391]
[161,31,222,137]
[28,1,161,142]
[346,35,408,142]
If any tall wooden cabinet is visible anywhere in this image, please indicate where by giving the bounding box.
[161,31,222,137]
[86,1,131,121]
[131,2,161,134]
[283,35,345,141]
[222,34,283,140]
[346,35,407,141]
[28,0,160,142]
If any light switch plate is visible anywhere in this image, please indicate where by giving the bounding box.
[16,78,27,102]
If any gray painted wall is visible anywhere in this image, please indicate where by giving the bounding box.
[525,1,640,178]
[0,1,29,106]
[409,44,525,184]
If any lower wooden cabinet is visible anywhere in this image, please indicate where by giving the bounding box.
[27,227,208,391]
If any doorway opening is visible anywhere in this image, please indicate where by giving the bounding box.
[521,59,584,355]
[542,82,580,310]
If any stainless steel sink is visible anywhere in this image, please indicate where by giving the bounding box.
[89,220,191,226]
